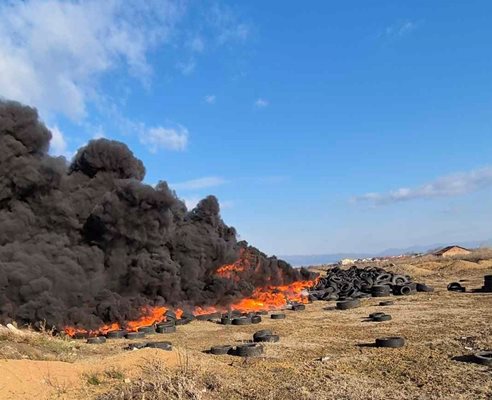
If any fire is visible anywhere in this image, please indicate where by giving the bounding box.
[63,278,316,337]
[215,263,245,277]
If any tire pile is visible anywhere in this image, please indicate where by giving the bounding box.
[309,265,421,301]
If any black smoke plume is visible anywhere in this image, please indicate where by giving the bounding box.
[0,100,312,330]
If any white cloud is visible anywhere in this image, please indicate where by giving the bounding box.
[171,176,227,191]
[208,4,250,45]
[188,36,205,53]
[0,0,184,120]
[176,59,196,75]
[48,125,74,159]
[382,20,418,39]
[140,126,188,153]
[204,95,216,104]
[352,166,492,205]
[255,98,269,108]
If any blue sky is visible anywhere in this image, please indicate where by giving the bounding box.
[1,1,492,256]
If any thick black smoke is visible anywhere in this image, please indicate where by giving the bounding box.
[0,100,312,330]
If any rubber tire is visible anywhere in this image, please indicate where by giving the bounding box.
[74,332,89,340]
[251,315,262,324]
[176,317,192,326]
[138,326,155,334]
[210,345,233,355]
[473,351,492,366]
[157,320,175,328]
[125,332,146,340]
[379,301,394,306]
[232,317,252,326]
[235,343,263,357]
[292,304,306,311]
[447,282,463,291]
[255,334,279,343]
[336,299,360,310]
[253,329,273,342]
[369,312,386,318]
[271,313,286,320]
[372,314,392,322]
[416,283,434,292]
[375,336,405,348]
[146,341,172,351]
[127,342,148,350]
[156,325,176,334]
[106,330,127,339]
[87,336,106,344]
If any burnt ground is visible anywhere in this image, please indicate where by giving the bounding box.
[0,257,491,400]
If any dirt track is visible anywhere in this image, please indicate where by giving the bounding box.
[0,258,491,399]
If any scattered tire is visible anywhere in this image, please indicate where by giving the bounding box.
[125,332,146,340]
[369,312,386,318]
[210,345,233,355]
[271,313,286,320]
[255,334,280,343]
[416,283,434,292]
[235,343,264,357]
[375,336,405,348]
[336,299,360,310]
[253,330,273,342]
[393,285,413,296]
[146,341,172,351]
[156,325,176,334]
[379,301,394,306]
[87,336,106,344]
[447,282,466,292]
[232,317,252,326]
[127,342,148,350]
[157,320,175,328]
[372,314,392,322]
[220,317,232,325]
[251,315,262,324]
[292,304,306,311]
[175,317,192,326]
[106,330,127,339]
[473,351,492,366]
[138,326,155,334]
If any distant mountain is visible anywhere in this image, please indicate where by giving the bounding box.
[281,238,492,267]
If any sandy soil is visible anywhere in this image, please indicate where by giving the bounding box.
[0,257,491,400]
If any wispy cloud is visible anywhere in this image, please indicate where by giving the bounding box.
[352,166,492,205]
[208,3,250,45]
[171,176,227,191]
[380,20,418,39]
[0,0,184,120]
[204,95,216,104]
[255,98,269,108]
[140,126,188,153]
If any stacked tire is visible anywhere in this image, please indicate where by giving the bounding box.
[482,275,492,293]
[371,285,391,297]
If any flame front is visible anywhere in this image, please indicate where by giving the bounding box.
[64,253,317,337]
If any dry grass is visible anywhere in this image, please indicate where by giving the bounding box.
[1,257,492,400]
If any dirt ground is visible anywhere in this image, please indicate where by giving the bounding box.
[0,257,491,400]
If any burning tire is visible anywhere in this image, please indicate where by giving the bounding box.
[210,345,233,355]
[175,317,192,326]
[336,299,360,310]
[87,336,106,344]
[220,317,232,325]
[416,283,434,292]
[473,351,492,366]
[157,320,175,328]
[251,315,262,324]
[253,329,272,342]
[235,343,264,357]
[106,330,127,339]
[232,317,252,325]
[156,325,176,334]
[74,332,89,340]
[375,336,405,348]
[138,326,156,334]
[125,332,146,340]
[146,341,172,351]
[271,313,286,320]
